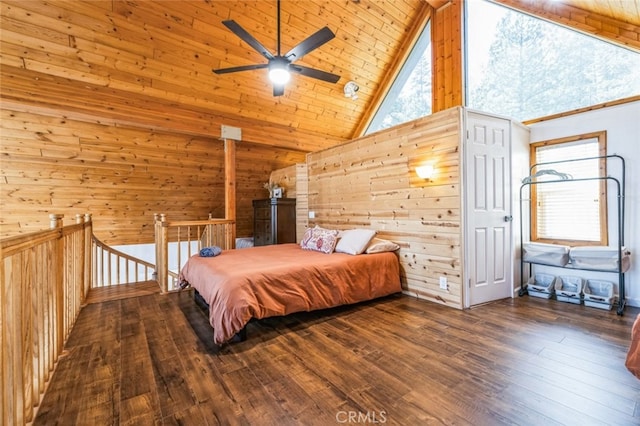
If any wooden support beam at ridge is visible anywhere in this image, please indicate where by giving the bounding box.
[224,139,237,246]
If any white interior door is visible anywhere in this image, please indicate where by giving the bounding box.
[466,112,512,306]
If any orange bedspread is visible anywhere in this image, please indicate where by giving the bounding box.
[626,314,640,379]
[178,243,401,344]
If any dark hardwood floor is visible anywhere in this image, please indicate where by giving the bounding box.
[35,290,640,425]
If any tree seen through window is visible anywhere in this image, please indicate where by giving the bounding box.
[467,0,640,121]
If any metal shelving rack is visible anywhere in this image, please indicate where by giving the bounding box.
[518,154,627,315]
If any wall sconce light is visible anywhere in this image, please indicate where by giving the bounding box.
[416,164,434,180]
[344,81,359,100]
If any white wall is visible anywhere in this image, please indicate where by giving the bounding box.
[527,100,640,307]
[114,242,198,279]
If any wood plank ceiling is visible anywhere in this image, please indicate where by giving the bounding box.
[562,0,640,26]
[0,0,638,152]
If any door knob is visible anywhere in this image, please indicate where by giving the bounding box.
[504,215,513,222]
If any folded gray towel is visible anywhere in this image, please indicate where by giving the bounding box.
[200,246,222,257]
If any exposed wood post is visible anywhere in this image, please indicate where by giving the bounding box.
[83,214,92,300]
[224,139,237,246]
[431,0,464,112]
[156,214,169,293]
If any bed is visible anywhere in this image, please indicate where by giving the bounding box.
[178,243,402,344]
[626,314,640,380]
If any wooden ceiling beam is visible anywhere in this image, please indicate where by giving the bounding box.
[493,0,640,52]
[424,0,452,10]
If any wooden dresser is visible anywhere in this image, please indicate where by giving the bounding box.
[252,198,296,246]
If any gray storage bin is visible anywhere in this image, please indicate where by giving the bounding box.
[523,242,570,266]
[583,279,614,310]
[569,246,631,272]
[555,275,584,304]
[527,273,556,299]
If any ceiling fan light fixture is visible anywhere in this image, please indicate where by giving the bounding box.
[213,0,339,96]
[268,60,290,85]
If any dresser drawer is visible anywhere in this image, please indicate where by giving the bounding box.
[254,207,271,220]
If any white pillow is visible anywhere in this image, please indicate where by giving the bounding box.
[365,238,400,254]
[335,229,377,255]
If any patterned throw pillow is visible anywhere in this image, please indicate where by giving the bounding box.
[300,226,339,254]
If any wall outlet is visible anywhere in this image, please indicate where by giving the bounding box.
[439,276,448,290]
[308,211,315,219]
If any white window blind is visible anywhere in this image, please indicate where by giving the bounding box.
[534,139,601,242]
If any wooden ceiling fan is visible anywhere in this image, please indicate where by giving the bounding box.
[212,0,341,96]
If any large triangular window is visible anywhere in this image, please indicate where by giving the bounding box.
[365,21,432,134]
[466,0,640,121]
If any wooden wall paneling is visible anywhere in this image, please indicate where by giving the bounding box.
[233,144,307,239]
[306,108,464,308]
[0,109,302,246]
[269,165,298,200]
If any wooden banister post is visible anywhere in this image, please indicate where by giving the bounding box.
[47,214,65,358]
[83,214,92,300]
[49,213,64,229]
[155,214,169,293]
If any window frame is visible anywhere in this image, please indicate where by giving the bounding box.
[529,131,608,246]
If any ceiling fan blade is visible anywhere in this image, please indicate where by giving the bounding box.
[213,64,268,74]
[223,20,275,60]
[284,26,335,62]
[290,64,340,83]
[273,84,285,97]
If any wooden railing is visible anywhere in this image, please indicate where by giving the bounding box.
[154,214,235,292]
[92,236,156,286]
[1,213,234,424]
[1,213,92,425]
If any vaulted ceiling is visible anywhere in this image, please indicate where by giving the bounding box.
[1,0,638,152]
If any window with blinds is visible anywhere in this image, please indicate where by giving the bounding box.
[530,132,607,245]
